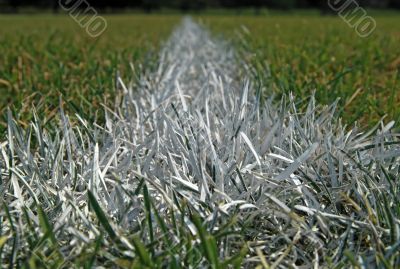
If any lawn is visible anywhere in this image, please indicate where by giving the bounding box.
[0,12,400,268]
[0,14,180,132]
[1,13,399,131]
[201,13,400,127]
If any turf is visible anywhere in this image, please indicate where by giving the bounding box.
[1,17,399,268]
[0,14,180,132]
[1,13,399,131]
[200,13,400,128]
[0,12,400,268]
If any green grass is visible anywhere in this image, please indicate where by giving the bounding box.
[1,13,400,268]
[0,14,180,132]
[201,13,400,128]
[1,13,399,131]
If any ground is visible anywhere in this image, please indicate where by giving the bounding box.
[0,11,400,268]
[0,13,399,131]
[0,15,179,132]
[202,13,400,126]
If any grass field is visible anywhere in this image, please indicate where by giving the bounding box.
[1,12,400,268]
[202,14,400,127]
[1,14,399,130]
[0,15,179,132]
[1,13,399,133]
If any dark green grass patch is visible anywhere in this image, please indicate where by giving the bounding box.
[202,14,400,128]
[0,14,180,133]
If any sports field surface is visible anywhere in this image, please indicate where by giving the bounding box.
[0,13,399,268]
[1,14,399,130]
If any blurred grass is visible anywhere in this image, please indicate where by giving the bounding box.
[1,13,399,131]
[0,14,180,132]
[201,14,400,128]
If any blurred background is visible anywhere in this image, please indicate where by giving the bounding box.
[1,0,400,13]
[0,0,399,134]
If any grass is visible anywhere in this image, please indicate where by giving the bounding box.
[0,14,180,133]
[1,13,400,268]
[201,13,400,128]
[2,13,399,130]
